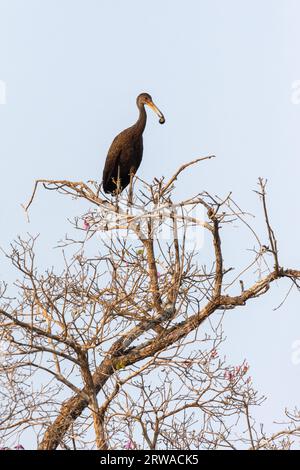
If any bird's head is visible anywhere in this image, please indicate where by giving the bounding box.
[137,93,165,124]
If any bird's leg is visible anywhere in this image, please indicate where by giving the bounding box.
[115,165,121,211]
[116,165,122,194]
[128,168,135,207]
[111,173,120,212]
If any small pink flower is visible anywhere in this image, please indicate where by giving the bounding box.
[157,272,161,278]
[83,219,90,230]
[210,349,218,359]
[124,440,135,450]
[246,376,252,384]
[243,363,249,374]
[225,370,235,382]
[224,370,230,380]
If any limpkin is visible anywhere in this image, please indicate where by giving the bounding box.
[102,93,165,196]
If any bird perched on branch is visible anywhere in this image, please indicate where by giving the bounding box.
[102,93,165,196]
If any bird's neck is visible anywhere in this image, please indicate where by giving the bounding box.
[135,104,147,134]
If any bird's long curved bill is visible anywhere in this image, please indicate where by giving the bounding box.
[147,101,165,124]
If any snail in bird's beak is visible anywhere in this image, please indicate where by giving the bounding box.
[146,99,165,125]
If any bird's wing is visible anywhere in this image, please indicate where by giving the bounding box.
[102,134,123,192]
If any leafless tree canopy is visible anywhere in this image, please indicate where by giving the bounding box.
[1,158,300,450]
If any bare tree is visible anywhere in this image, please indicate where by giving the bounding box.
[0,158,300,450]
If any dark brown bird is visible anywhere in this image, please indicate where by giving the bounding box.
[102,93,165,195]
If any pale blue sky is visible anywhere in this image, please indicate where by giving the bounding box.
[0,0,300,446]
